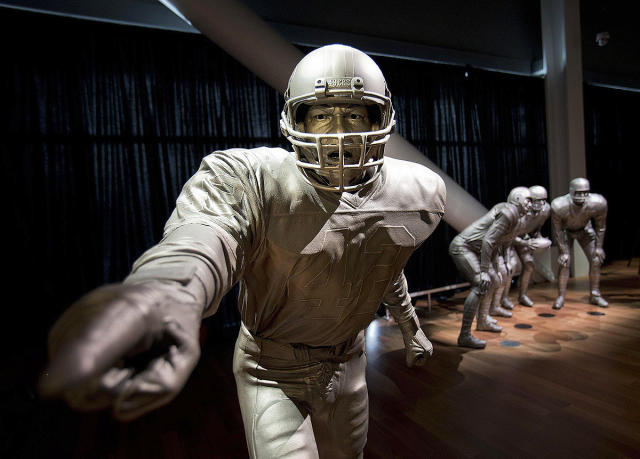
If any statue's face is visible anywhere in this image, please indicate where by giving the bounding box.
[531,198,546,212]
[570,189,589,206]
[520,196,533,216]
[297,103,378,187]
[303,103,373,136]
[569,178,590,206]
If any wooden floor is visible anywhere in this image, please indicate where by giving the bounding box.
[366,259,640,458]
[12,260,640,458]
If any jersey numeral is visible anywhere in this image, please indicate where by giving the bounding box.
[287,225,415,320]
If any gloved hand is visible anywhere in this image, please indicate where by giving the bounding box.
[397,314,433,367]
[474,271,492,294]
[557,253,570,267]
[38,282,202,421]
[403,328,434,367]
[594,248,606,265]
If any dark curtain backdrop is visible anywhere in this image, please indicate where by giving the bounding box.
[2,10,549,370]
[583,84,640,262]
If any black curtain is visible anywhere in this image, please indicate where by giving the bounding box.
[583,84,640,262]
[2,9,288,355]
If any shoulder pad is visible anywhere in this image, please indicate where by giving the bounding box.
[541,203,551,218]
[384,157,446,214]
[551,195,570,213]
[588,193,607,210]
[497,202,520,222]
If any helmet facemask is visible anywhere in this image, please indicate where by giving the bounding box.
[289,101,390,191]
[531,198,546,212]
[528,185,548,212]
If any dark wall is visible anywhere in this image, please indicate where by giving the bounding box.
[581,0,640,82]
[583,84,640,261]
[245,0,543,63]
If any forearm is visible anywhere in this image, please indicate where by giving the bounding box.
[552,218,569,254]
[593,216,606,250]
[383,272,420,333]
[513,236,527,249]
[124,223,240,317]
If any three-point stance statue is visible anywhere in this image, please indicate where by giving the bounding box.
[496,185,551,309]
[449,187,532,349]
[551,178,608,309]
[39,45,445,458]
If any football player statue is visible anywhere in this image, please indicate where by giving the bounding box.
[496,185,551,309]
[551,178,608,309]
[38,45,445,458]
[449,187,532,348]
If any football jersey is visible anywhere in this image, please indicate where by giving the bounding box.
[452,203,520,253]
[550,194,607,233]
[519,203,550,237]
[163,147,445,346]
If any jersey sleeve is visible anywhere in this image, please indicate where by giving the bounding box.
[165,150,265,251]
[125,150,266,317]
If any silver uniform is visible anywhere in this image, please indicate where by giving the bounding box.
[450,202,521,277]
[501,203,551,305]
[449,202,521,347]
[132,147,445,457]
[550,193,607,304]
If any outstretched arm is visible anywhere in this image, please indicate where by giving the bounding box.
[383,272,433,368]
[40,223,240,421]
[40,151,260,420]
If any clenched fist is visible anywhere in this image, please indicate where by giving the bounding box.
[39,282,202,421]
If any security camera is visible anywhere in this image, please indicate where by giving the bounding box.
[595,31,610,47]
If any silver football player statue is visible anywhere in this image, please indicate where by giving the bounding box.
[449,187,532,349]
[551,177,608,309]
[495,185,551,309]
[39,45,445,458]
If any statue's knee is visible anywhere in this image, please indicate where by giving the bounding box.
[471,275,487,296]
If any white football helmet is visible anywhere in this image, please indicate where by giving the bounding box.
[280,44,396,192]
[569,177,590,206]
